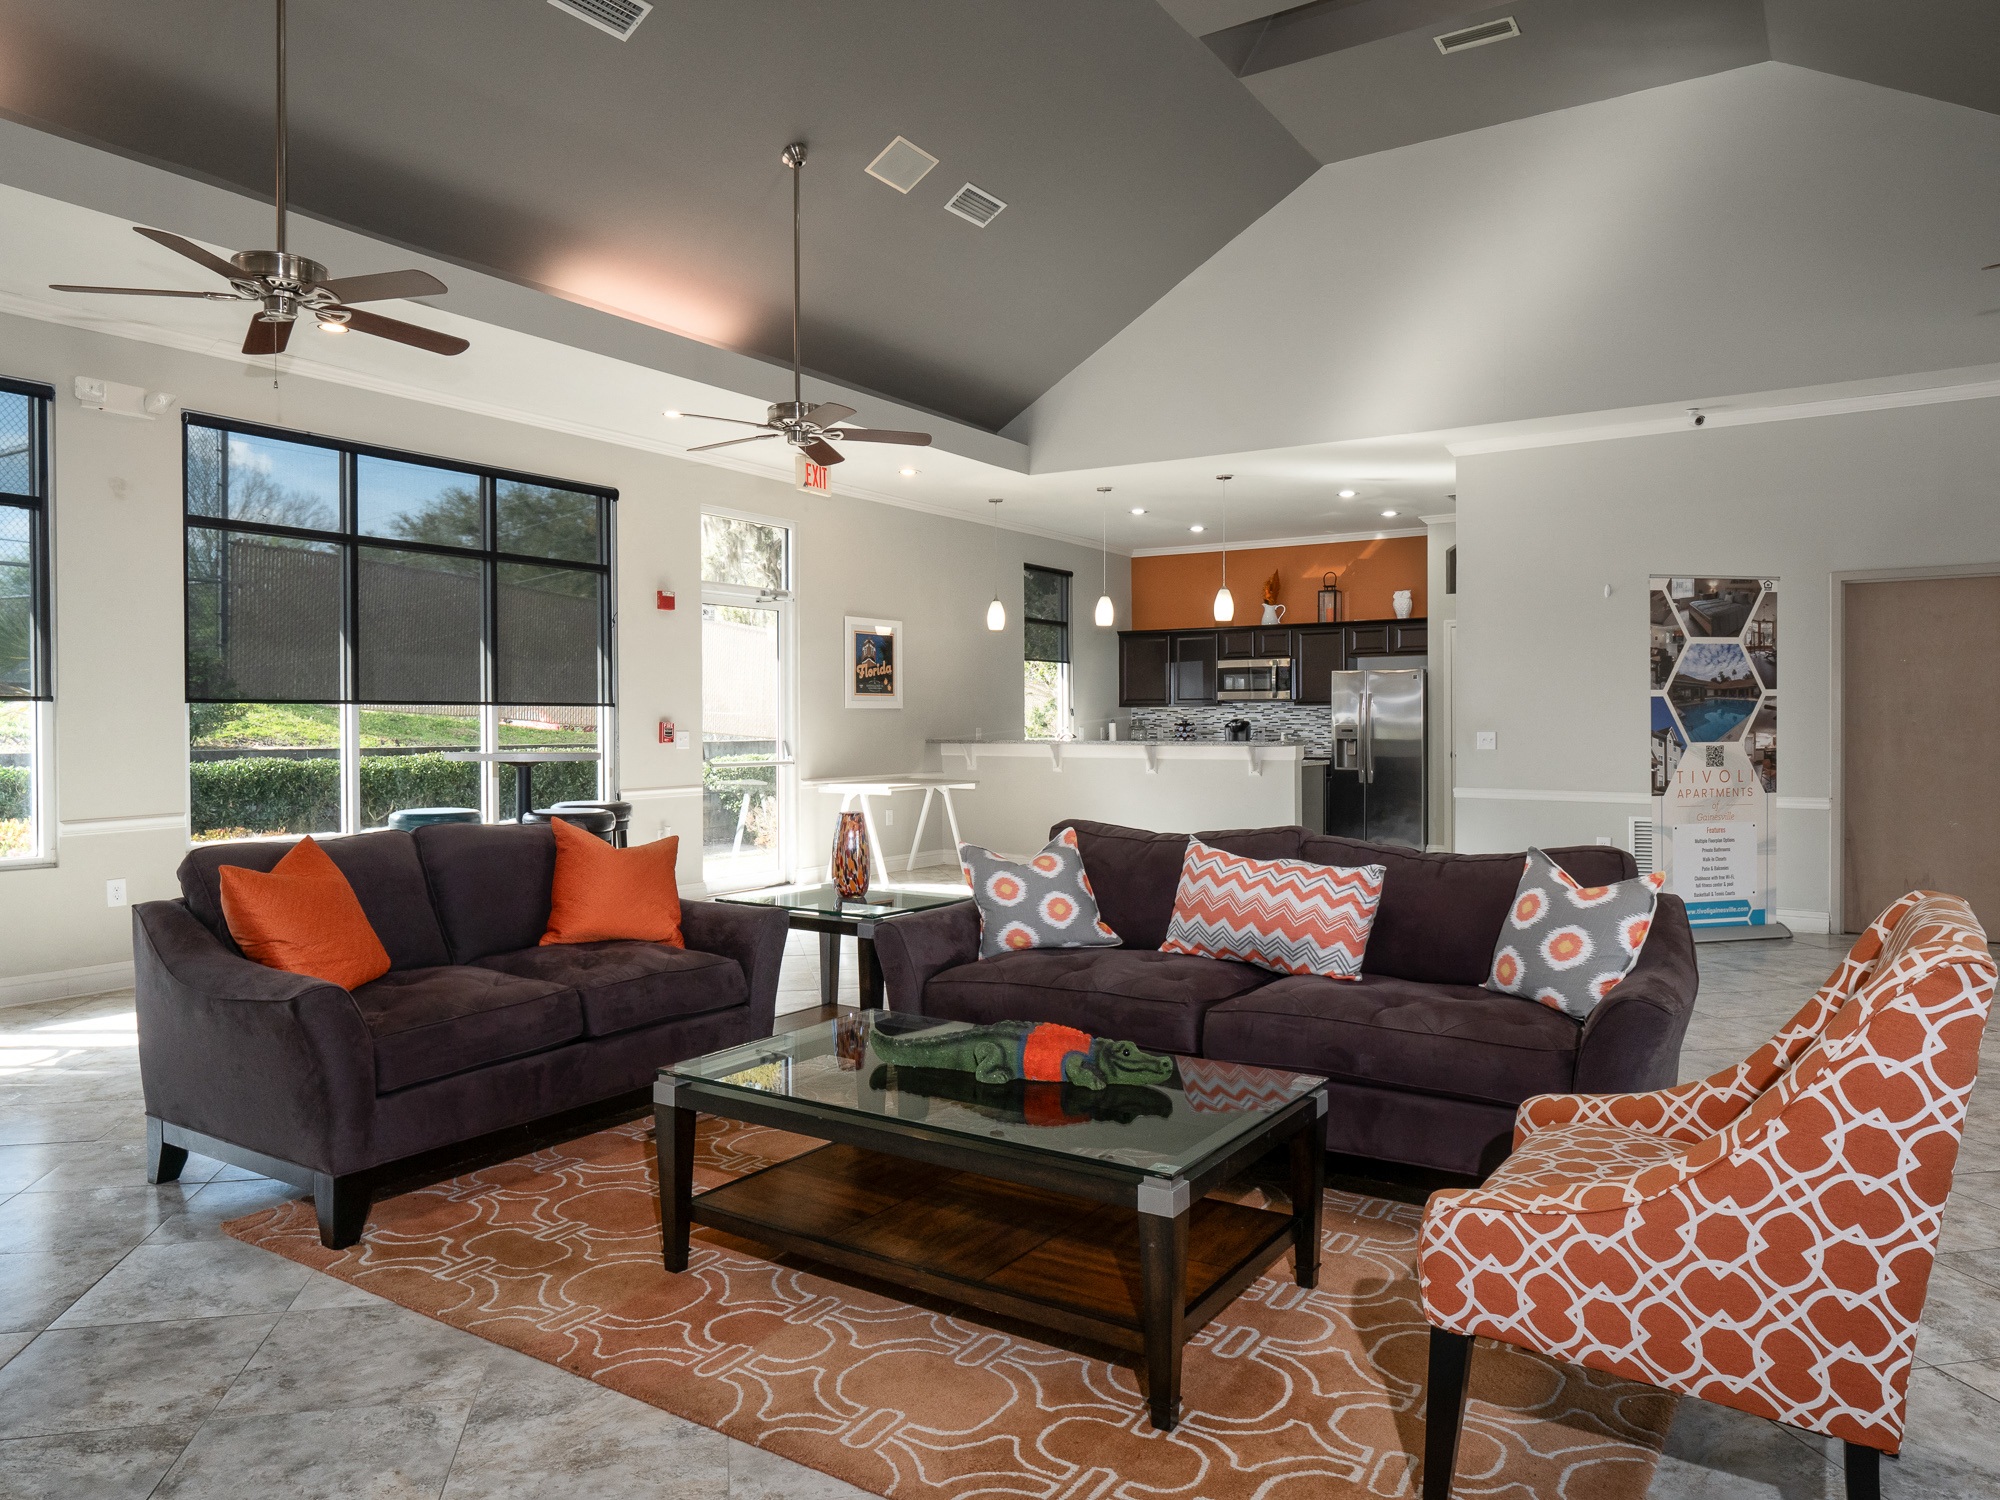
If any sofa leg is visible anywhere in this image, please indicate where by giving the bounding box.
[146,1117,189,1185]
[312,1172,371,1249]
[1423,1327,1473,1500]
[1843,1441,1881,1500]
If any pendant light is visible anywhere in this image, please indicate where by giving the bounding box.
[1093,486,1116,628]
[985,498,1007,631]
[1212,474,1235,623]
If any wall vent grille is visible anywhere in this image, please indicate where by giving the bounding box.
[1629,816,1656,873]
[1434,17,1520,54]
[548,0,651,41]
[944,183,1007,228]
[866,137,939,194]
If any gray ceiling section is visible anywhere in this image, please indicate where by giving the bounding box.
[0,0,1314,432]
[1764,0,2000,118]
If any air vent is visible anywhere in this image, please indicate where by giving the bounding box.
[1629,817,1656,874]
[548,0,651,41]
[865,137,939,194]
[944,182,1007,228]
[1434,17,1520,54]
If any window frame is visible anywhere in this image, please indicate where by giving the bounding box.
[0,376,54,867]
[1022,563,1074,742]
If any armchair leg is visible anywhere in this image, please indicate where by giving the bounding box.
[312,1172,371,1249]
[1423,1327,1473,1500]
[1843,1441,1880,1500]
[145,1117,189,1185]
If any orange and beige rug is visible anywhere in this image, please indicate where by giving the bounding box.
[226,1117,1675,1500]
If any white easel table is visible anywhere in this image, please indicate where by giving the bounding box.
[799,774,978,886]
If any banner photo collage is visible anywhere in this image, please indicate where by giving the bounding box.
[1649,577,1778,930]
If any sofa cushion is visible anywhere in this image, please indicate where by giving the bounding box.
[922,947,1275,1054]
[1162,838,1385,979]
[1053,821,1191,951]
[218,836,391,991]
[1295,836,1637,987]
[1193,825,1310,863]
[414,822,558,964]
[473,941,745,1038]
[350,966,582,1092]
[1202,972,1580,1109]
[180,829,450,972]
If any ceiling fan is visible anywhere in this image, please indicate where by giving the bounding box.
[670,142,931,467]
[48,0,466,358]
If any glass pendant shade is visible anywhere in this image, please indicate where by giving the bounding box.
[1094,594,1115,628]
[986,597,1006,631]
[1213,587,1234,622]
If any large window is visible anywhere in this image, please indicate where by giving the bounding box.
[1,378,52,863]
[700,512,792,891]
[184,418,613,840]
[1024,563,1072,741]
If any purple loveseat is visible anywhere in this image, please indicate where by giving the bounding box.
[873,820,1698,1177]
[133,822,786,1246]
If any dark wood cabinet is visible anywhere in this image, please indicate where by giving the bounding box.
[1171,634,1218,704]
[1254,629,1293,657]
[1118,634,1173,707]
[1388,622,1427,655]
[1293,628,1344,705]
[1346,625,1389,658]
[1217,629,1257,659]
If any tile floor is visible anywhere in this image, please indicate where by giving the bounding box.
[1,925,1997,1497]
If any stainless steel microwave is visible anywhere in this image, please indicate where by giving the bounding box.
[1217,657,1292,701]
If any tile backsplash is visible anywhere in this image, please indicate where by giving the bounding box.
[1129,703,1330,752]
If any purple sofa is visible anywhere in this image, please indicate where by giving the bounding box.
[133,822,787,1246]
[873,820,1698,1177]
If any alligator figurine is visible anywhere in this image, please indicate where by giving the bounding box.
[866,1065,1173,1127]
[869,1020,1175,1091]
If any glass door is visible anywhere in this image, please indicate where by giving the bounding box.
[700,513,793,891]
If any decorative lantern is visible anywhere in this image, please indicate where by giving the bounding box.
[1317,572,1342,623]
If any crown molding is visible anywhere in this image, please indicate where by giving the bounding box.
[1130,525,1427,559]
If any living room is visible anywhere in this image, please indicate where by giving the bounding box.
[3,3,1999,1498]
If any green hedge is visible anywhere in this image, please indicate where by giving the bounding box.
[0,765,26,822]
[190,753,599,837]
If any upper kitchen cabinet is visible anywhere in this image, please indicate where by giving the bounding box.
[1119,633,1173,707]
[1293,628,1345,705]
[1171,633,1219,704]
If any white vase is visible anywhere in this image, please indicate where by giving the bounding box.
[1260,603,1285,625]
[1393,590,1414,620]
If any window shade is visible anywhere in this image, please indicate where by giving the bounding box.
[1,380,55,701]
[1023,564,1071,665]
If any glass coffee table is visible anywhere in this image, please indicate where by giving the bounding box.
[654,1013,1328,1431]
[713,884,969,1009]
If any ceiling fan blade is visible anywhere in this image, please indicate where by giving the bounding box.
[334,306,470,356]
[805,402,856,426]
[243,315,293,356]
[672,413,774,429]
[801,438,844,467]
[134,226,243,281]
[688,433,780,454]
[828,427,933,446]
[316,269,449,304]
[49,284,244,299]
[1987,262,2000,270]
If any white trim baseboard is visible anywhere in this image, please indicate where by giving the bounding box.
[57,813,187,839]
[0,960,136,1011]
[1454,787,1833,811]
[1777,909,1832,935]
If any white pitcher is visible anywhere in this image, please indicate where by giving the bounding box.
[1260,603,1285,625]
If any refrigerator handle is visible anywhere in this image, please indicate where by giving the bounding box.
[1359,687,1373,785]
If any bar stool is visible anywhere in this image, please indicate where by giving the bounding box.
[386,807,480,832]
[525,807,617,843]
[548,799,634,848]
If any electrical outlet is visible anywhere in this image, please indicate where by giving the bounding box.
[1475,731,1497,751]
[658,820,672,841]
[106,879,127,908]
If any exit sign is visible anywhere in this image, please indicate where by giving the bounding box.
[795,454,830,494]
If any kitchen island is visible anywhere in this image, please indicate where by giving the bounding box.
[929,739,1314,855]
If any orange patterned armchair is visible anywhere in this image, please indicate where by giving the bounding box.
[1416,892,1995,1500]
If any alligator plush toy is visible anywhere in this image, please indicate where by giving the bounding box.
[866,1065,1173,1127]
[870,1021,1175,1091]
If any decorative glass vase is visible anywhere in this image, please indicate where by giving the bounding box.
[831,812,871,899]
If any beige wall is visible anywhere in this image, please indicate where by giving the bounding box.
[0,310,1125,993]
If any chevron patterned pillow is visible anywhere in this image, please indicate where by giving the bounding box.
[1160,838,1386,979]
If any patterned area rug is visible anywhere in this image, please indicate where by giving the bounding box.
[225,1118,1675,1499]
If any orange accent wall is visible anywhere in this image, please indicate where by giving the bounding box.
[1130,535,1427,631]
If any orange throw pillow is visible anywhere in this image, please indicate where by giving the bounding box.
[218,836,392,991]
[543,817,683,947]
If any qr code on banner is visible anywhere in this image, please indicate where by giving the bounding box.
[1706,746,1725,768]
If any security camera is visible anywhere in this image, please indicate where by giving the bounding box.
[1687,408,1706,428]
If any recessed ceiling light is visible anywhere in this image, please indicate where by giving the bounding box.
[1382,509,1399,518]
[1338,488,1357,498]
[899,466,917,477]
[1129,507,1146,516]
[663,409,683,419]
[1189,524,1205,533]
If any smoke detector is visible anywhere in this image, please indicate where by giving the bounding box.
[548,0,651,41]
[865,137,939,194]
[1434,17,1519,54]
[944,183,1007,228]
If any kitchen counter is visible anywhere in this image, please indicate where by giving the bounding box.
[935,738,1307,777]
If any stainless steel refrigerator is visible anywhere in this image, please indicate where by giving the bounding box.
[1326,666,1427,848]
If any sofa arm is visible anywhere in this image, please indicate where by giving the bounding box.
[681,900,788,1039]
[874,901,981,1014]
[1570,893,1699,1097]
[132,899,377,1176]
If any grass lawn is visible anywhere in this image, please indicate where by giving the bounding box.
[190,703,595,749]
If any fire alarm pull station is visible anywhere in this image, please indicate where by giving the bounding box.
[656,590,675,611]
[658,720,676,745]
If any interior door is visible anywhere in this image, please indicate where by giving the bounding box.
[1842,575,2000,932]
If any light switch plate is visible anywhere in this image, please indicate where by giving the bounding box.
[1475,731,1497,750]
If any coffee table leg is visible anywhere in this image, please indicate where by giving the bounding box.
[1290,1112,1325,1289]
[654,1091,696,1272]
[818,930,840,1009]
[856,930,884,1010]
[1137,1179,1190,1432]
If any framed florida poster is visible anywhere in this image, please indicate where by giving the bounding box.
[844,617,901,709]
